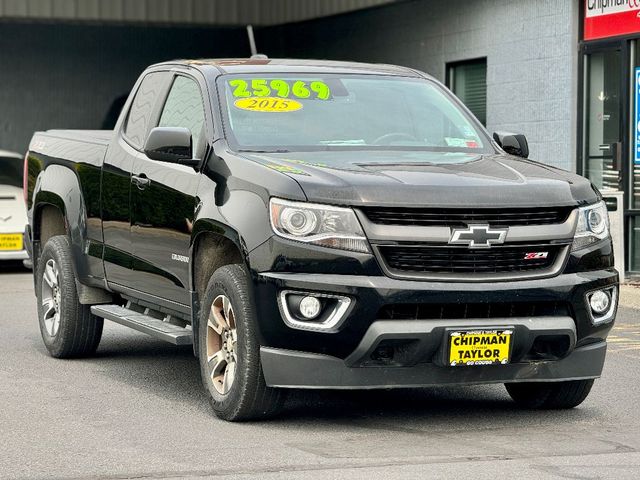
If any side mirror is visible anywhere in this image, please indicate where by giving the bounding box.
[144,127,199,166]
[493,131,529,159]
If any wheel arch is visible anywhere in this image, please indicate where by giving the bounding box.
[32,165,88,275]
[33,201,68,246]
[189,221,253,358]
[190,226,247,298]
[32,164,111,303]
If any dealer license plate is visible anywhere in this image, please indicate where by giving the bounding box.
[448,329,512,367]
[0,233,23,251]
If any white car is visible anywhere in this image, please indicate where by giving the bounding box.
[0,150,29,263]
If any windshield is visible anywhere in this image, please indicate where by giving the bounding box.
[218,74,492,153]
[0,156,22,189]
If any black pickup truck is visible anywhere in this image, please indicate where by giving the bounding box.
[25,58,618,421]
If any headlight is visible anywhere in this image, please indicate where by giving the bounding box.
[270,198,370,253]
[572,200,610,251]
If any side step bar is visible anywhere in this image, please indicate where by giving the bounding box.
[91,304,193,345]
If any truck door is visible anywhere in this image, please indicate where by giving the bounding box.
[129,73,207,306]
[102,71,171,287]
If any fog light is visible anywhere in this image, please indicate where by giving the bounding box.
[278,290,352,333]
[299,296,322,320]
[589,290,610,315]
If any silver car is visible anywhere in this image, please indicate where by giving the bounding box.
[0,150,29,263]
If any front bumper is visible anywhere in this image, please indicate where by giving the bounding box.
[0,250,29,261]
[261,341,606,389]
[1,226,30,261]
[251,267,617,389]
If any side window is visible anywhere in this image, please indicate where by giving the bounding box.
[124,72,167,148]
[158,76,206,158]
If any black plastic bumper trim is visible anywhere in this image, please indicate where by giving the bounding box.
[260,341,606,389]
[344,316,576,367]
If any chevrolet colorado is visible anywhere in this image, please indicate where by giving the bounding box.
[25,59,618,421]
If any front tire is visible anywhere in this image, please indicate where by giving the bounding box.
[36,235,103,358]
[198,264,286,421]
[505,379,595,409]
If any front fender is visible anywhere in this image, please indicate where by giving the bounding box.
[189,191,270,279]
[191,168,282,271]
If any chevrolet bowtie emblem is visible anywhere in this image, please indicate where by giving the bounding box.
[449,224,508,249]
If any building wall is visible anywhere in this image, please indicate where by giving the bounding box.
[0,0,580,166]
[261,0,580,171]
[0,0,399,26]
[0,21,248,153]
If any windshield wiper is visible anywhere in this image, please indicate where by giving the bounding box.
[318,140,366,145]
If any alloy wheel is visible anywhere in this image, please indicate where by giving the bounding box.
[41,259,62,337]
[206,294,238,395]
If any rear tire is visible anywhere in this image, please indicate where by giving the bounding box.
[505,379,595,409]
[198,264,286,421]
[36,235,103,358]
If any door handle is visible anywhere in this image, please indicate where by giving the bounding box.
[132,174,151,190]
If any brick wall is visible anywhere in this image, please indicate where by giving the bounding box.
[260,0,580,171]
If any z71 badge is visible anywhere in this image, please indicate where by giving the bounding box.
[524,252,549,260]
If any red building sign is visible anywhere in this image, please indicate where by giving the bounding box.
[585,0,640,40]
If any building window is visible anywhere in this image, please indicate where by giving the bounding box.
[447,58,487,126]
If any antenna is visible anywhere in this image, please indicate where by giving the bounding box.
[246,25,257,56]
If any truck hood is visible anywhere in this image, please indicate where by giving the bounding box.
[239,150,599,208]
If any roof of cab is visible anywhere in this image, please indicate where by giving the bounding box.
[153,58,427,78]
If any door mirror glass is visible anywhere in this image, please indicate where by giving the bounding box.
[493,131,529,158]
[144,127,193,163]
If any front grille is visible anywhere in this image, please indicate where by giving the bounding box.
[378,301,571,320]
[378,244,563,275]
[361,206,572,227]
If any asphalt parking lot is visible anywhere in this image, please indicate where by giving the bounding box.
[1,265,639,479]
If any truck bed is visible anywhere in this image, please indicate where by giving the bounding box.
[29,129,111,166]
[43,130,112,146]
